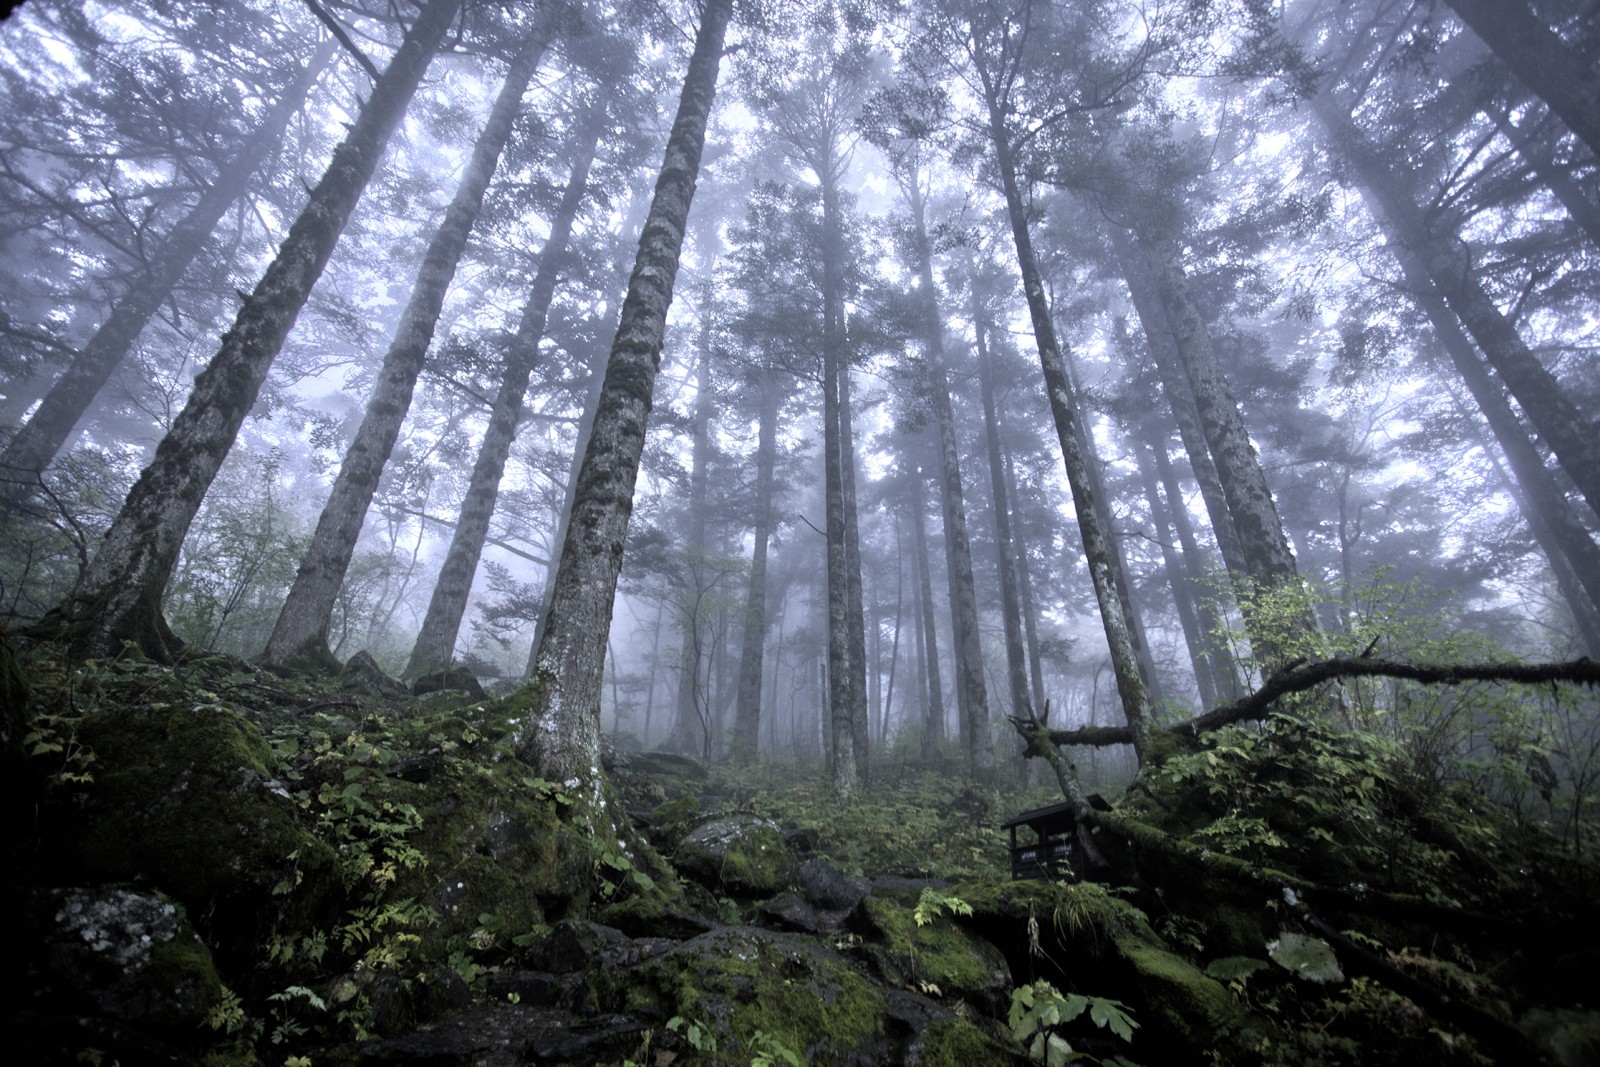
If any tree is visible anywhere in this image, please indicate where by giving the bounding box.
[1439,0,1600,162]
[0,36,337,504]
[45,0,465,661]
[264,25,552,668]
[512,0,734,807]
[406,96,611,679]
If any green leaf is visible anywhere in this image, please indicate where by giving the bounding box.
[1088,996,1139,1042]
[1268,932,1345,984]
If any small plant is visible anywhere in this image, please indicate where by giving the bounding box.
[1008,980,1139,1066]
[748,1028,805,1066]
[667,1014,718,1054]
[913,887,973,927]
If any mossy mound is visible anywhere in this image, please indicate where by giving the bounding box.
[621,925,894,1064]
[45,702,340,952]
[850,895,1012,1013]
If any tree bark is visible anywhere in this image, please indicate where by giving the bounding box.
[823,333,859,792]
[1314,93,1600,526]
[1134,435,1218,708]
[1441,0,1600,161]
[911,463,947,759]
[511,0,732,804]
[265,35,547,667]
[730,371,780,765]
[980,82,1156,764]
[51,0,463,661]
[1151,436,1240,701]
[406,110,605,679]
[974,308,1032,726]
[1486,102,1600,250]
[666,321,717,755]
[0,38,337,504]
[1110,227,1249,580]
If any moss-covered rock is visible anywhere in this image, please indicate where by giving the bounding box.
[851,895,1012,1014]
[622,926,894,1064]
[48,703,338,950]
[674,814,793,896]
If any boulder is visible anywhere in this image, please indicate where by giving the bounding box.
[673,814,794,896]
[411,666,487,701]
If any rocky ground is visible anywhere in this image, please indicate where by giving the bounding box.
[5,642,1598,1066]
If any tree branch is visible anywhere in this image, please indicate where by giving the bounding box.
[1046,657,1600,748]
[303,0,382,82]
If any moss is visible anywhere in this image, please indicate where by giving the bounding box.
[916,1017,1023,1066]
[624,927,890,1064]
[1110,931,1248,1052]
[51,704,338,947]
[648,795,703,848]
[674,815,792,896]
[853,896,1011,1012]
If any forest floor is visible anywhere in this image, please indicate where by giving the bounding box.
[4,638,1599,1066]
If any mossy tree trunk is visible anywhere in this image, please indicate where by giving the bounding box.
[976,53,1156,765]
[406,108,607,679]
[512,0,733,804]
[51,0,463,662]
[0,38,337,506]
[265,34,548,668]
[910,463,946,759]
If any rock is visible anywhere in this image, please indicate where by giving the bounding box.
[411,666,487,701]
[759,891,833,934]
[624,926,898,1065]
[484,969,580,1008]
[850,894,1013,1015]
[335,1003,649,1065]
[798,857,872,911]
[341,650,407,696]
[596,892,716,940]
[674,814,794,896]
[46,704,338,950]
[387,753,437,782]
[783,825,820,853]
[28,886,224,1038]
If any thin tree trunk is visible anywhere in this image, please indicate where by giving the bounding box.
[881,520,903,746]
[1487,103,1600,249]
[731,371,779,766]
[50,0,463,661]
[512,0,733,804]
[406,111,606,679]
[0,38,338,503]
[1441,0,1600,161]
[974,308,1032,725]
[982,94,1156,764]
[837,333,871,786]
[1314,93,1600,525]
[1005,446,1048,718]
[1151,437,1240,701]
[1135,435,1219,708]
[904,184,992,779]
[666,317,717,753]
[266,36,547,666]
[911,464,946,758]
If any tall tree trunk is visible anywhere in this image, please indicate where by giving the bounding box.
[1134,435,1219,708]
[1133,236,1320,668]
[880,521,903,746]
[982,95,1156,764]
[904,182,992,779]
[1151,436,1240,701]
[1487,102,1600,249]
[265,36,547,667]
[0,38,338,503]
[50,0,463,661]
[1004,446,1049,717]
[406,111,606,678]
[511,0,732,805]
[730,371,779,766]
[1313,93,1600,525]
[666,322,716,754]
[974,308,1032,725]
[911,464,946,759]
[838,320,872,786]
[823,341,859,792]
[1441,0,1600,161]
[1110,227,1248,579]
